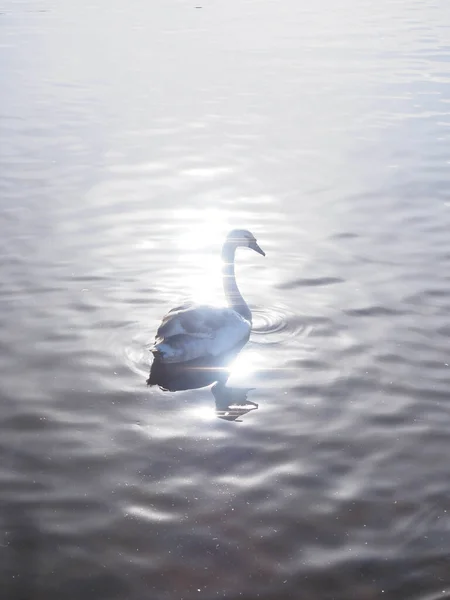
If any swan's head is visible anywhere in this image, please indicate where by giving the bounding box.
[225,229,265,256]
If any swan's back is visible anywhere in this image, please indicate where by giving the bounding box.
[152,304,250,364]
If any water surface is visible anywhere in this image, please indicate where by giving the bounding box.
[2,0,450,598]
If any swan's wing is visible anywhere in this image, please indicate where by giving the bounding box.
[155,305,231,340]
[167,301,194,314]
[152,305,250,363]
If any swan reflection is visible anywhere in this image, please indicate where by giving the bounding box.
[147,341,258,421]
[212,381,258,422]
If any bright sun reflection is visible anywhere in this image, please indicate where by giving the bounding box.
[174,209,231,305]
[175,209,230,252]
[186,257,223,306]
[187,404,217,422]
[229,350,260,379]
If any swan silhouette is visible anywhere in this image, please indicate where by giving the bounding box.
[150,229,265,363]
[148,229,265,418]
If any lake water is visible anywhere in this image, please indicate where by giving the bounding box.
[2,0,450,598]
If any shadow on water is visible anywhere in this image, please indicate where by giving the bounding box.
[147,341,259,422]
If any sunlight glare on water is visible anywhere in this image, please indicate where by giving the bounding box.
[2,0,450,599]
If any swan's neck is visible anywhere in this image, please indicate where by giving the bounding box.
[221,244,252,323]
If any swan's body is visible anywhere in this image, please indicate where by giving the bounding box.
[151,229,265,364]
[152,302,250,363]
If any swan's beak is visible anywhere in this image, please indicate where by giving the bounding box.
[250,240,265,256]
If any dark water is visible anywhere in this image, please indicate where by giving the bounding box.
[2,0,450,598]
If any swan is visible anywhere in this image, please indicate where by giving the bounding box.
[150,229,265,364]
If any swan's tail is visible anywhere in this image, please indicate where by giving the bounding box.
[151,341,178,362]
[151,335,210,363]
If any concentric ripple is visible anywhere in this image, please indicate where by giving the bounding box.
[123,329,153,377]
[250,304,313,345]
[104,323,153,378]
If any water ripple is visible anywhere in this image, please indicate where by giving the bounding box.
[3,1,450,598]
[104,323,153,378]
[251,304,313,345]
